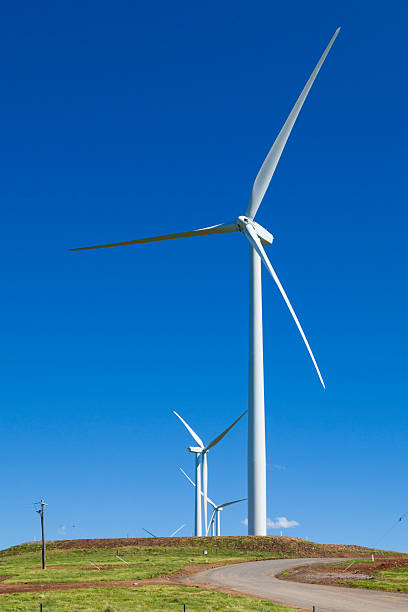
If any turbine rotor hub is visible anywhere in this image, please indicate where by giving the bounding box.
[237,216,274,246]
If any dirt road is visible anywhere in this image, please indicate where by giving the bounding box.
[188,557,408,611]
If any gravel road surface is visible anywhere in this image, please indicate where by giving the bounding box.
[189,557,408,611]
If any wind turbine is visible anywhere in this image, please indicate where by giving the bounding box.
[70,29,339,535]
[180,467,246,536]
[208,499,246,537]
[142,524,185,538]
[174,410,247,537]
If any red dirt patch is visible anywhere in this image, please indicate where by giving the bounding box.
[0,579,163,594]
[34,564,144,571]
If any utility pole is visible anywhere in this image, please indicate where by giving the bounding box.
[40,499,46,569]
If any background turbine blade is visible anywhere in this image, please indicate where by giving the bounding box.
[179,468,217,507]
[179,467,195,487]
[70,223,237,251]
[245,28,340,220]
[243,223,325,388]
[173,411,204,448]
[218,498,247,509]
[169,524,185,537]
[203,410,247,452]
[206,495,217,509]
[206,509,216,536]
[142,528,157,537]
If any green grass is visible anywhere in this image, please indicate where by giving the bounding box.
[345,568,408,592]
[0,585,298,611]
[0,539,306,610]
[1,536,393,586]
[0,537,399,585]
[0,543,287,584]
[0,538,403,610]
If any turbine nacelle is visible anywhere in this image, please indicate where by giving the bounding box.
[188,446,203,453]
[237,216,274,246]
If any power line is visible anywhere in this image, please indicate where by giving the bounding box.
[372,511,408,549]
[343,511,407,572]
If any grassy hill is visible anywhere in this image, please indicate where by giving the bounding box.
[0,536,404,611]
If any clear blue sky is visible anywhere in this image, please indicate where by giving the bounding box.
[1,0,407,551]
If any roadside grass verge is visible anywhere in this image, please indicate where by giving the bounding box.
[0,585,298,611]
[277,558,408,593]
[345,568,408,592]
[310,558,408,592]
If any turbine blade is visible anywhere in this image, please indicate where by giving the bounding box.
[142,528,157,537]
[70,223,237,251]
[243,223,325,388]
[203,410,247,452]
[179,468,217,507]
[169,524,185,537]
[179,467,195,487]
[245,28,340,220]
[173,412,204,448]
[218,498,247,509]
[206,509,216,536]
[206,495,217,509]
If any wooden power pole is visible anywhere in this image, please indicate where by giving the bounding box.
[40,499,46,569]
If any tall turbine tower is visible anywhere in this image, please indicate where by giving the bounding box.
[71,30,339,535]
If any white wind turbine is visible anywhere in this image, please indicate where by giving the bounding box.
[70,29,339,535]
[180,467,246,536]
[174,411,247,536]
[207,499,246,537]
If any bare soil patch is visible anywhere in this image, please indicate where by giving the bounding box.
[0,579,163,594]
[33,564,145,571]
[277,559,408,587]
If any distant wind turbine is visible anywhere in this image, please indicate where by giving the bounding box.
[180,467,246,536]
[174,411,247,536]
[207,499,246,537]
[70,29,339,535]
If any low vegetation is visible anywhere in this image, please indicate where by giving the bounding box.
[0,535,395,585]
[0,585,298,612]
[0,536,403,610]
[343,560,408,593]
